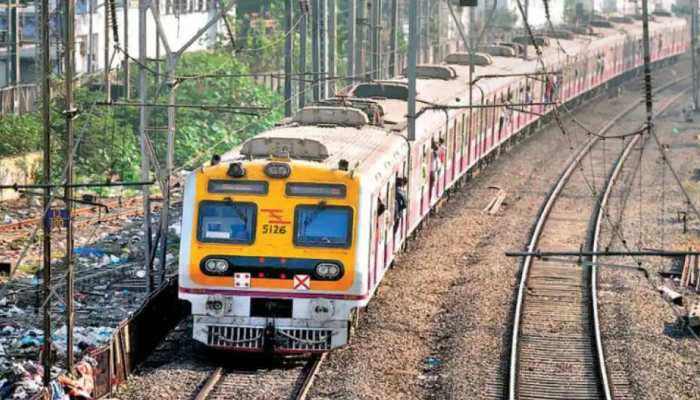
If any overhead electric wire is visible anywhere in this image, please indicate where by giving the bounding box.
[174,62,390,172]
[2,98,123,287]
[510,0,658,260]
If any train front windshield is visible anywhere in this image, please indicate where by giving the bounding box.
[198,201,256,244]
[294,205,353,248]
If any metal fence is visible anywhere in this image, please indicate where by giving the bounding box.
[88,277,187,398]
[0,84,38,115]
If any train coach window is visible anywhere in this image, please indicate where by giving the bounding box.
[294,205,353,248]
[197,200,257,244]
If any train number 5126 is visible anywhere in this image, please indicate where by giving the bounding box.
[262,224,287,234]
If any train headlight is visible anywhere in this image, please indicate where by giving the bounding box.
[315,262,341,279]
[204,258,229,274]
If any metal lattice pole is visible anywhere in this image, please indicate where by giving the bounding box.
[347,0,356,84]
[299,0,308,109]
[285,0,293,116]
[138,0,153,292]
[39,0,52,384]
[63,0,76,373]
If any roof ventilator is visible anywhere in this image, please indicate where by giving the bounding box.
[292,106,369,127]
[512,36,551,47]
[539,29,575,40]
[445,52,494,66]
[652,9,672,17]
[478,45,517,57]
[401,64,458,80]
[495,42,525,56]
[559,24,595,35]
[240,137,330,161]
[609,16,634,24]
[352,81,409,100]
[316,97,385,125]
[589,19,614,28]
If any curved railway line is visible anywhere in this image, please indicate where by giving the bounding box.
[183,82,689,400]
[193,355,324,400]
[507,77,689,400]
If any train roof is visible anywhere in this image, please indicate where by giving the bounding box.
[220,15,685,182]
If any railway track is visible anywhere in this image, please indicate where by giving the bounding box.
[0,196,144,243]
[193,355,324,400]
[507,78,689,400]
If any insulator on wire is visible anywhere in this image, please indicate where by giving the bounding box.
[108,0,120,45]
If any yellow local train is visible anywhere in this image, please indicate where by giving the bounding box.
[178,15,688,353]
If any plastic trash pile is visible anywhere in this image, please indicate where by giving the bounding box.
[0,321,111,399]
[0,209,182,399]
[0,357,96,400]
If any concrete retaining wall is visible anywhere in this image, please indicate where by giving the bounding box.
[0,152,40,201]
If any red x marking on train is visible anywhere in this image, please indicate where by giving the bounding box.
[294,274,310,291]
[260,209,292,225]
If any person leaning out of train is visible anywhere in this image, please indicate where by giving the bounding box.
[394,177,408,232]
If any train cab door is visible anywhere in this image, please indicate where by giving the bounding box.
[385,177,396,267]
[394,163,408,247]
[515,84,523,129]
[478,101,486,158]
[436,132,445,198]
[490,94,497,149]
[420,144,429,216]
[460,113,468,172]
[446,123,455,186]
[467,111,474,167]
[452,116,461,180]
[372,185,388,287]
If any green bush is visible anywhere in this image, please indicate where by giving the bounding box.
[0,113,42,156]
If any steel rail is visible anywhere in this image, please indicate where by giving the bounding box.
[586,88,689,400]
[0,197,141,233]
[192,354,324,400]
[507,76,689,400]
[294,354,325,400]
[193,367,224,400]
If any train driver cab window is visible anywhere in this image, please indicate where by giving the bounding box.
[294,205,353,248]
[197,200,257,244]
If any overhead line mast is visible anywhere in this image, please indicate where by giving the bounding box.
[63,0,77,374]
[39,0,51,385]
[284,0,293,116]
[691,0,698,109]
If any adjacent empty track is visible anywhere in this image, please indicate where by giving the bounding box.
[507,78,689,400]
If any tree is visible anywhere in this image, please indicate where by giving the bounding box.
[1,51,282,188]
